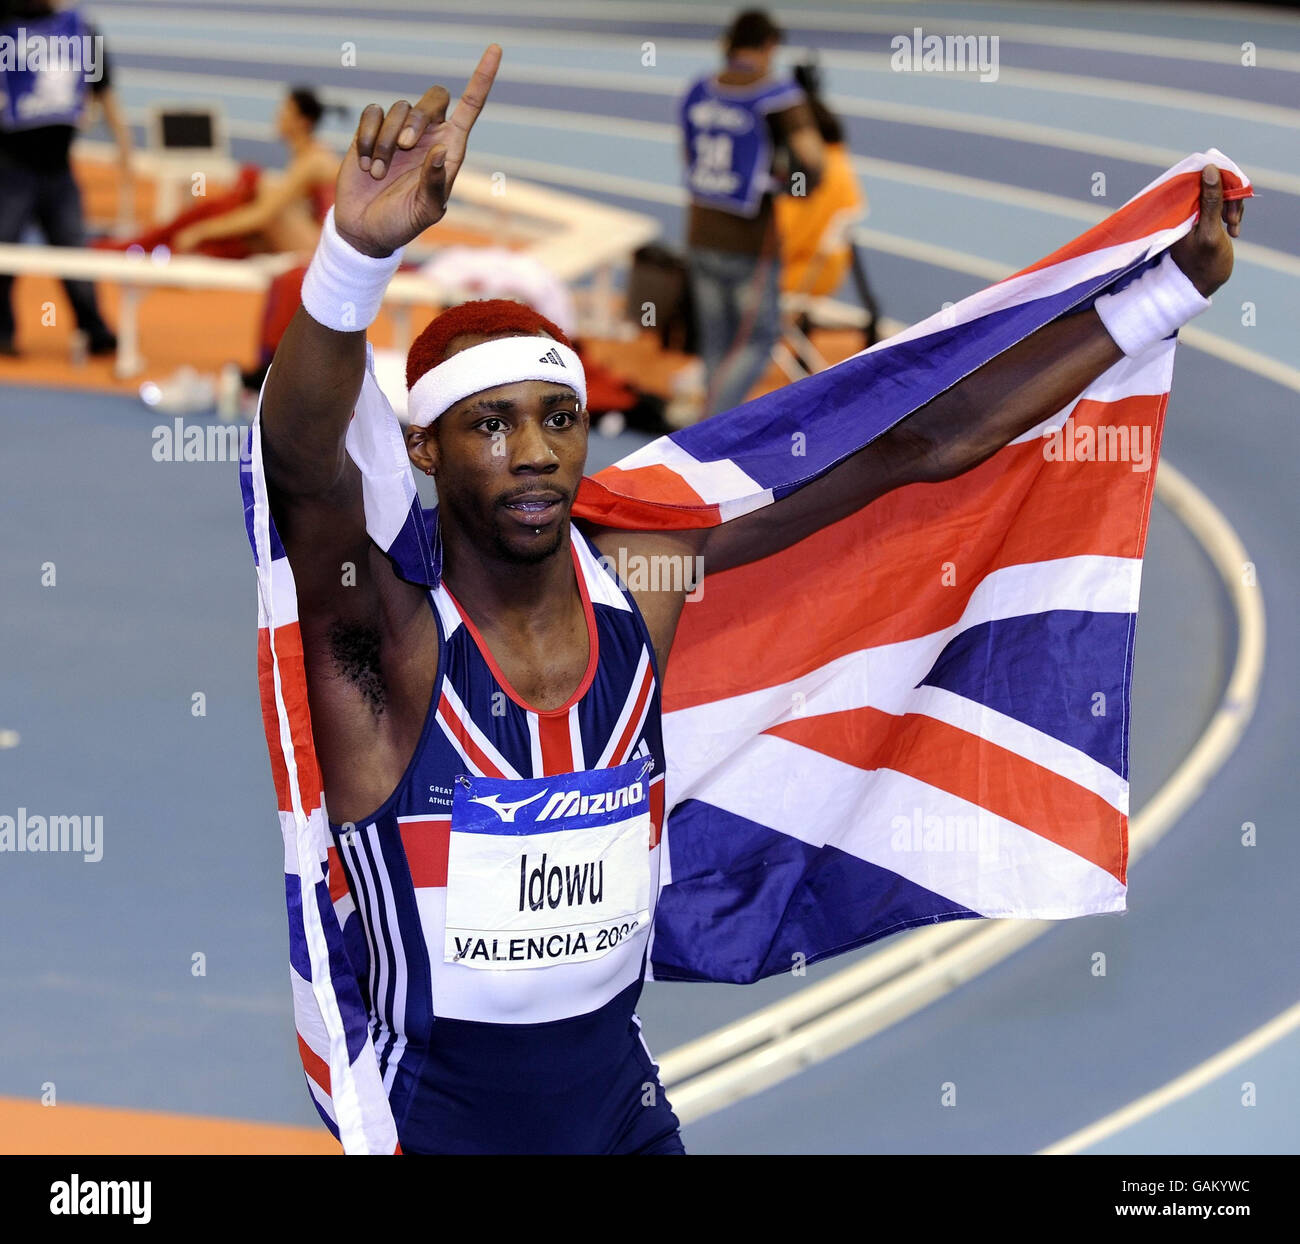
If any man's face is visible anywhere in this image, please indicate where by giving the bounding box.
[409,334,589,565]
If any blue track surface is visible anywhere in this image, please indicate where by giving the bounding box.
[2,0,1296,1152]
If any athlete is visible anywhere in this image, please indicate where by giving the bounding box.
[171,87,340,256]
[258,47,1243,1154]
[680,9,824,415]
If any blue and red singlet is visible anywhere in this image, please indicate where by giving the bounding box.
[326,526,682,1154]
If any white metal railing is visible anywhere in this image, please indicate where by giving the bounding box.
[2,154,659,375]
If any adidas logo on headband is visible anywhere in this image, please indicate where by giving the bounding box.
[406,335,588,428]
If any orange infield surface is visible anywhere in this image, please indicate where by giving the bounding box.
[2,156,864,404]
[0,1097,339,1155]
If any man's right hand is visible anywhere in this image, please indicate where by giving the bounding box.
[333,44,502,258]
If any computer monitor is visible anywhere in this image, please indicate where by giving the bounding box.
[147,104,229,159]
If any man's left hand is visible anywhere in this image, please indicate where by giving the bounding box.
[1170,163,1245,297]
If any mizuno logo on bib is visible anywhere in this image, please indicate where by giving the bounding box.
[446,758,653,970]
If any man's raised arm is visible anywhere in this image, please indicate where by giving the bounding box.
[261,48,502,499]
[702,163,1244,575]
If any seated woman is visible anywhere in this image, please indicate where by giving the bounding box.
[775,62,881,348]
[775,63,862,299]
[103,87,340,259]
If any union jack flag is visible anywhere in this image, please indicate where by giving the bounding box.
[241,150,1250,1152]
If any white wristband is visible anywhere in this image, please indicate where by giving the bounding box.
[1094,251,1210,358]
[300,207,404,332]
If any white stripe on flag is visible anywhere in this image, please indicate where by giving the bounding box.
[568,703,586,771]
[911,684,1129,815]
[867,225,1191,359]
[363,831,410,1093]
[439,681,523,780]
[527,712,545,778]
[612,435,772,516]
[665,555,1140,810]
[1010,344,1175,445]
[307,1074,338,1125]
[596,646,653,769]
[256,557,302,630]
[573,525,632,611]
[682,734,1126,918]
[346,361,423,554]
[432,584,462,638]
[1118,148,1249,210]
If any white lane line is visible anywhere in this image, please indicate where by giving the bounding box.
[91,9,1289,1133]
[850,229,1300,396]
[108,0,1300,72]
[660,456,1269,1126]
[974,65,1300,130]
[109,70,1300,283]
[1040,999,1300,1154]
[109,39,1300,195]
[102,6,1300,130]
[113,91,1300,390]
[825,96,1300,199]
[853,226,1020,283]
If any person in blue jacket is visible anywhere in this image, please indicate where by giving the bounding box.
[680,9,826,416]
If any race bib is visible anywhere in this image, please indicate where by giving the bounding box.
[444,758,652,971]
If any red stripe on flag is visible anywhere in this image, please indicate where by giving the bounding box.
[257,628,292,810]
[538,712,575,776]
[649,778,664,850]
[1008,169,1252,281]
[297,1033,331,1095]
[575,472,721,530]
[437,694,506,778]
[766,707,1125,882]
[399,817,450,888]
[664,394,1163,712]
[611,664,654,767]
[259,621,322,814]
[326,846,349,904]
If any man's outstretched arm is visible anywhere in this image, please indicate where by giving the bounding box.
[262,52,500,502]
[702,163,1244,575]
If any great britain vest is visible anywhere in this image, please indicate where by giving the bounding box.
[325,526,671,1152]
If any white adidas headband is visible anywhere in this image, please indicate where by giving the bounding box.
[407,335,587,428]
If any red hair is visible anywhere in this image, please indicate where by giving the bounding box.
[405,299,574,392]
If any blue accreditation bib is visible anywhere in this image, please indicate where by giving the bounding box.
[680,73,805,217]
[0,10,93,132]
[446,757,655,971]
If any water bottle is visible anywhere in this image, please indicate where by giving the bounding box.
[217,362,242,422]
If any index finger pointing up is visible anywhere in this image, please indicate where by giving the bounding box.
[447,44,503,140]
